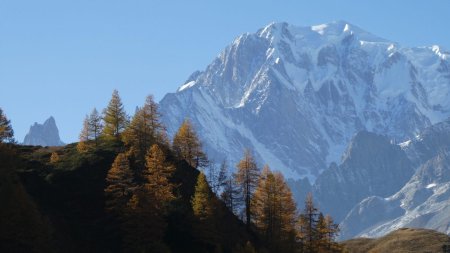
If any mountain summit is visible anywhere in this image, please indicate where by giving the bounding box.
[23,116,65,146]
[160,21,450,179]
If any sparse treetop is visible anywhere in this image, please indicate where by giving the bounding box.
[0,107,14,143]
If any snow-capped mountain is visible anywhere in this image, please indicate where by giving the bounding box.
[339,119,450,240]
[160,20,450,180]
[23,116,65,146]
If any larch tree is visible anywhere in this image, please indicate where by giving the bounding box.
[172,119,208,169]
[252,166,297,248]
[79,115,90,142]
[143,143,175,210]
[122,144,175,252]
[191,172,221,246]
[314,213,342,253]
[77,108,104,152]
[123,95,165,162]
[88,108,103,145]
[323,215,341,252]
[0,107,14,143]
[274,171,298,252]
[297,193,320,253]
[102,89,128,139]
[191,172,214,220]
[315,213,328,252]
[235,149,260,228]
[252,166,273,234]
[104,153,134,215]
[77,115,90,152]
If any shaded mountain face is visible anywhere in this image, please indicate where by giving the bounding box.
[339,119,450,240]
[23,117,64,146]
[160,21,450,179]
[313,131,413,222]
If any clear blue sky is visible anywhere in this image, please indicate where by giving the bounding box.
[1,0,449,143]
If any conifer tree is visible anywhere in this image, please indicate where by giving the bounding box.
[123,95,165,161]
[122,144,175,252]
[191,171,222,248]
[79,115,90,142]
[102,89,128,138]
[77,115,90,152]
[324,215,341,252]
[78,109,104,152]
[0,107,14,143]
[316,213,327,252]
[221,175,240,214]
[235,149,260,227]
[252,166,273,234]
[172,119,208,168]
[192,172,214,220]
[297,193,320,253]
[274,172,297,237]
[88,108,103,145]
[104,153,134,215]
[252,166,297,248]
[143,144,175,209]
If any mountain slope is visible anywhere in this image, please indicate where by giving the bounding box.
[342,228,450,253]
[160,21,450,179]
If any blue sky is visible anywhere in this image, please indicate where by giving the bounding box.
[1,0,449,143]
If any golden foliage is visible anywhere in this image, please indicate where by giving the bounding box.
[191,172,214,220]
[252,165,297,247]
[104,153,134,214]
[144,144,175,209]
[49,152,60,164]
[235,149,260,226]
[123,95,165,161]
[172,119,208,168]
[102,89,128,138]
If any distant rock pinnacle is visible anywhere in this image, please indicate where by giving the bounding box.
[23,116,65,146]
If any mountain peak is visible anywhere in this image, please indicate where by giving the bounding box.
[44,116,56,125]
[23,116,64,146]
[255,21,388,44]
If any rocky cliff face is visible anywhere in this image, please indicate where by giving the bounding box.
[160,21,450,180]
[313,131,413,222]
[339,119,450,240]
[23,117,64,146]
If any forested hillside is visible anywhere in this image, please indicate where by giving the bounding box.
[0,91,341,253]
